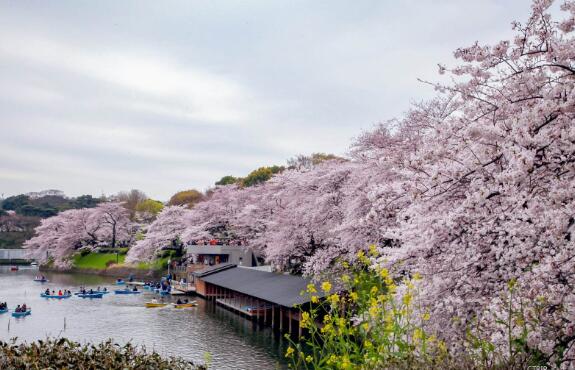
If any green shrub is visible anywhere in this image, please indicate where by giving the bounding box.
[0,338,205,369]
[79,247,92,257]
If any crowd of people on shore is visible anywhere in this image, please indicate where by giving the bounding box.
[188,238,248,246]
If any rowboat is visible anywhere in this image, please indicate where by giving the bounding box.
[145,302,168,308]
[11,309,31,317]
[159,290,170,296]
[115,279,125,285]
[77,292,104,298]
[41,293,71,299]
[33,278,48,282]
[172,302,197,309]
[114,289,141,295]
[10,266,18,271]
[74,290,110,295]
[127,281,145,286]
[0,308,8,314]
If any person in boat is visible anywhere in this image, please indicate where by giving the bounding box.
[176,298,182,304]
[15,305,21,312]
[58,290,62,296]
[45,288,50,295]
[89,288,94,294]
[97,286,100,291]
[132,286,138,292]
[21,303,27,311]
[103,287,107,292]
[52,290,55,295]
[184,299,189,303]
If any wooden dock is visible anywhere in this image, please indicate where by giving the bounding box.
[171,281,196,293]
[216,298,256,317]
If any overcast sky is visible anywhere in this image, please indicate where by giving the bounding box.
[0,0,540,201]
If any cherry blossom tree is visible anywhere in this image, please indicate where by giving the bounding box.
[24,202,131,268]
[362,1,575,362]
[126,1,574,362]
[126,206,193,262]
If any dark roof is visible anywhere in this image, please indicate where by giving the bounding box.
[199,266,324,307]
[193,263,236,277]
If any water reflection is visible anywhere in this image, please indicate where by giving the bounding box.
[0,266,288,369]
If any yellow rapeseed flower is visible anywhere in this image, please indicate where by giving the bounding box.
[306,283,317,294]
[321,323,334,335]
[285,346,294,358]
[369,305,379,319]
[349,291,359,302]
[402,293,413,306]
[306,355,313,363]
[321,281,332,293]
[328,294,340,306]
[340,355,351,369]
[413,272,422,281]
[300,311,311,329]
[361,322,369,332]
[413,327,423,342]
[311,295,319,304]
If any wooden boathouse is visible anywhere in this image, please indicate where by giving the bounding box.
[193,264,323,336]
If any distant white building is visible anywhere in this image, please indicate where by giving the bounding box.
[26,189,65,199]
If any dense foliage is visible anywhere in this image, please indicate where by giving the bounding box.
[0,193,101,218]
[168,189,204,208]
[0,338,205,369]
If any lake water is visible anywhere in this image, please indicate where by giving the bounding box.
[0,266,288,369]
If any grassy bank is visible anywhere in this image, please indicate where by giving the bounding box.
[136,256,170,271]
[73,253,126,270]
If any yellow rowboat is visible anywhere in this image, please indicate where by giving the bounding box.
[145,302,168,308]
[172,302,197,309]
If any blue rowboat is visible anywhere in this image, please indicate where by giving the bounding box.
[11,309,31,317]
[40,293,71,299]
[74,290,110,295]
[114,289,141,295]
[159,290,169,296]
[0,308,8,314]
[77,292,104,298]
[33,278,48,283]
[115,279,125,285]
